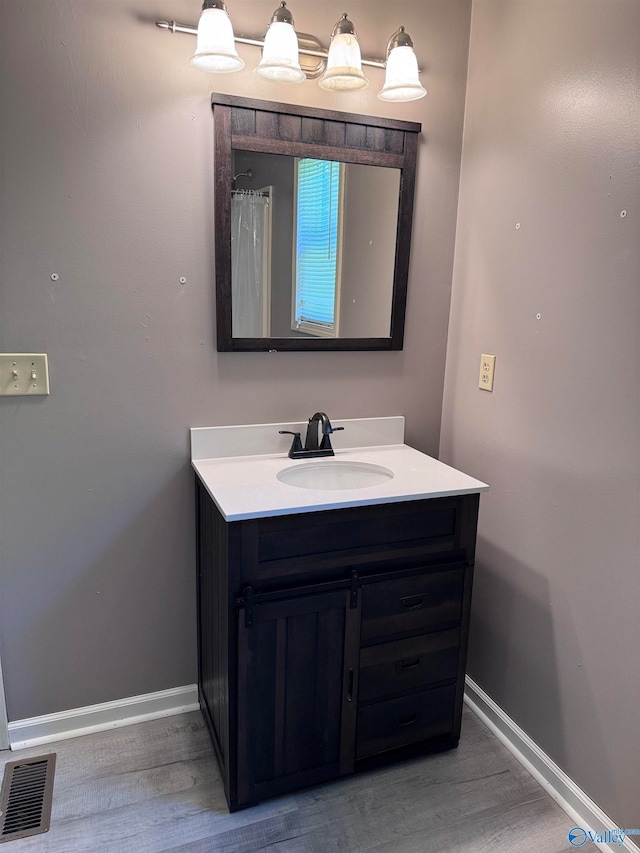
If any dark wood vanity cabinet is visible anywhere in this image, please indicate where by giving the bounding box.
[195,481,480,811]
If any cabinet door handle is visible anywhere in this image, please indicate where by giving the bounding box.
[394,713,419,727]
[397,655,423,672]
[400,594,425,610]
[346,668,354,703]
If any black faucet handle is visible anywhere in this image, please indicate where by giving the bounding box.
[279,430,304,458]
[319,425,344,451]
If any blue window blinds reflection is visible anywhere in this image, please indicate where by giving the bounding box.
[294,159,344,337]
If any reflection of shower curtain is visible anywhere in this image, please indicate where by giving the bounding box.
[231,190,269,337]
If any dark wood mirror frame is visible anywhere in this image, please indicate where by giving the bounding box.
[212,94,421,352]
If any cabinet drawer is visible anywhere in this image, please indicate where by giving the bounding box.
[358,629,459,704]
[356,684,456,759]
[236,497,477,587]
[257,503,457,565]
[361,568,464,643]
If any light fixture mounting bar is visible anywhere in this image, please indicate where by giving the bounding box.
[155,20,386,68]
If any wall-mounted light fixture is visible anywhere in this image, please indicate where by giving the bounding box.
[156,1,427,102]
[189,0,245,73]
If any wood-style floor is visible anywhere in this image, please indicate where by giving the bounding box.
[1,707,576,852]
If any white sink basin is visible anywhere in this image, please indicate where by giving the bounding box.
[277,460,394,491]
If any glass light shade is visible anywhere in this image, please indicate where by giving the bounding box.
[255,21,304,82]
[189,7,244,73]
[378,45,426,101]
[319,32,369,92]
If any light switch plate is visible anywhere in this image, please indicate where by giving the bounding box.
[478,354,496,392]
[0,354,50,395]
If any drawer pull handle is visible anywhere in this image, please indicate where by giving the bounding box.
[346,668,354,703]
[397,655,423,672]
[400,594,425,610]
[395,713,419,728]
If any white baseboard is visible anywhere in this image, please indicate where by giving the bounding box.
[464,676,640,853]
[8,684,199,751]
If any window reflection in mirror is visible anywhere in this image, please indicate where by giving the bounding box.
[231,150,401,340]
[294,158,343,338]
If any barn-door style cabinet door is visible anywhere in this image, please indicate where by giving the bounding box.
[235,586,361,806]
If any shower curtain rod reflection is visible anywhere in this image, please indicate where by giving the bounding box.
[231,188,270,199]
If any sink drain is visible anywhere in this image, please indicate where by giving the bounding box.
[0,754,56,842]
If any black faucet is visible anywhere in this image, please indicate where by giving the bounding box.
[279,412,344,459]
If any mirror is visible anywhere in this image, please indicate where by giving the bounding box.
[213,95,421,352]
[232,152,400,339]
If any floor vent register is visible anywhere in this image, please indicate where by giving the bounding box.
[0,754,56,843]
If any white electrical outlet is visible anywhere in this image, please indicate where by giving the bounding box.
[478,354,496,391]
[0,354,50,396]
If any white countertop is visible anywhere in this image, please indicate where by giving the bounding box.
[191,418,488,521]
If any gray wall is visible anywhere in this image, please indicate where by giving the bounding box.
[0,0,471,720]
[441,0,640,828]
[340,164,399,338]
